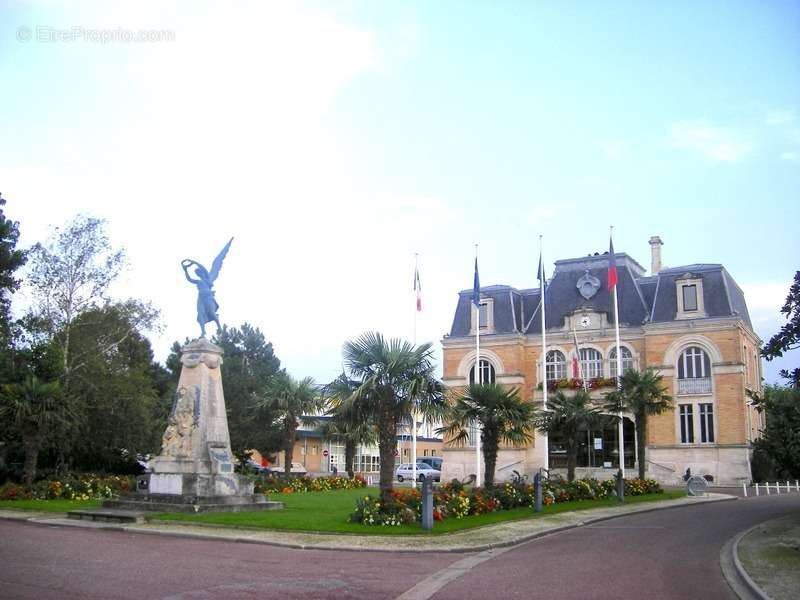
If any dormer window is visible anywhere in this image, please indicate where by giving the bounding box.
[470,298,494,333]
[682,285,698,311]
[675,274,706,319]
[478,303,488,328]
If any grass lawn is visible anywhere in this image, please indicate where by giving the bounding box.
[0,498,102,512]
[149,488,686,535]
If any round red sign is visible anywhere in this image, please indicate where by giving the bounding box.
[323,450,329,457]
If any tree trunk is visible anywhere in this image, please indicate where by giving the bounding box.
[482,430,498,489]
[566,441,577,482]
[378,405,398,503]
[22,434,42,487]
[637,415,647,480]
[345,439,356,478]
[283,423,296,477]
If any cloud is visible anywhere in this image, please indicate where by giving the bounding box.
[669,121,751,161]
[780,152,799,161]
[598,139,629,160]
[765,110,796,126]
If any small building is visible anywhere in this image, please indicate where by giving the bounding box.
[268,416,443,477]
[441,237,763,486]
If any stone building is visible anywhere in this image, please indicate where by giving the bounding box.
[262,417,443,477]
[441,237,763,486]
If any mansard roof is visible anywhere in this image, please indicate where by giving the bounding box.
[448,251,752,338]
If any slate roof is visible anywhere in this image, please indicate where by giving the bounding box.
[448,251,752,338]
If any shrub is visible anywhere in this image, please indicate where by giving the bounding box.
[0,474,133,501]
[349,476,663,526]
[253,474,366,495]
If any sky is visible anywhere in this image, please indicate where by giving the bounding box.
[1,0,798,385]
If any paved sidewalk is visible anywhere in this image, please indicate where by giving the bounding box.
[0,493,733,553]
[736,512,800,600]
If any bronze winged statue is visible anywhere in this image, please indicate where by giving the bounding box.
[181,238,233,337]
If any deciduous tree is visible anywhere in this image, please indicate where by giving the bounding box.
[762,271,800,387]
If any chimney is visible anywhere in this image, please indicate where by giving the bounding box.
[649,236,663,274]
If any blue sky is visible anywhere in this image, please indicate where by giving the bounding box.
[1,0,798,383]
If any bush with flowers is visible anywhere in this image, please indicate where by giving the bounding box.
[252,474,366,495]
[0,473,134,501]
[349,475,663,527]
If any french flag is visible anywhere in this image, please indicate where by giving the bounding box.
[608,235,618,290]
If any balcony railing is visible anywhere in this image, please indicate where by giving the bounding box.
[677,377,712,395]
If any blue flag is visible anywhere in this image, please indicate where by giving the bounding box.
[537,253,545,286]
[472,257,480,307]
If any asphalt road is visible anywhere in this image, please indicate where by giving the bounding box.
[430,494,800,600]
[1,494,798,600]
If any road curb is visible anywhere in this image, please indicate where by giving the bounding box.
[1,494,736,554]
[720,522,773,600]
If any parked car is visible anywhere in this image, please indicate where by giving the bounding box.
[248,461,307,476]
[395,463,441,482]
[416,456,442,471]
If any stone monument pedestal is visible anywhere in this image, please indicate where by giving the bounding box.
[105,338,282,514]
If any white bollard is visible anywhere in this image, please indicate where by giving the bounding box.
[787,481,791,492]
[796,480,799,492]
[766,483,771,495]
[776,482,781,494]
[755,483,760,496]
[742,482,748,497]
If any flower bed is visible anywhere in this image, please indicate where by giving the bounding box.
[349,476,663,527]
[253,474,366,495]
[536,377,618,391]
[0,474,134,501]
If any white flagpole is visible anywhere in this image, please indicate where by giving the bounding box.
[474,244,482,488]
[412,253,418,489]
[611,226,625,480]
[539,235,549,473]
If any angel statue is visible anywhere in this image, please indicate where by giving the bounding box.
[181,238,233,337]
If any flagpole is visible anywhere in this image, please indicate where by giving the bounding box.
[611,226,625,479]
[412,253,418,489]
[539,236,549,474]
[474,244,482,489]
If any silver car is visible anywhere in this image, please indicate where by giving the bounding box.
[395,463,441,482]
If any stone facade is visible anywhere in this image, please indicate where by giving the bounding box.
[441,242,763,486]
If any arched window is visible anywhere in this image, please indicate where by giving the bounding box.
[469,359,496,384]
[579,348,603,378]
[546,350,567,381]
[609,346,636,378]
[677,346,712,394]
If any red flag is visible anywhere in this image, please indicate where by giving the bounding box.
[414,266,421,312]
[607,236,618,290]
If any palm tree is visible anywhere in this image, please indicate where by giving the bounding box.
[535,390,604,482]
[0,375,63,485]
[321,373,377,477]
[439,383,535,488]
[342,332,445,502]
[604,368,673,480]
[264,372,323,477]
